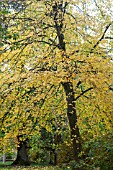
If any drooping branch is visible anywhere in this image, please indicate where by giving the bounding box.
[27,84,55,136]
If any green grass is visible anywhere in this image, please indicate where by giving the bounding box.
[0,167,62,170]
[0,162,64,170]
[0,166,63,170]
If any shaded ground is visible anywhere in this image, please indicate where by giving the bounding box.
[0,162,64,170]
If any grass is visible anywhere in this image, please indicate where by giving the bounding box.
[0,162,64,170]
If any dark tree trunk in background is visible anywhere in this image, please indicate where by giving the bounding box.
[49,149,57,166]
[12,137,30,166]
[62,82,81,161]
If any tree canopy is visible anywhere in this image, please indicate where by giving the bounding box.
[0,0,113,169]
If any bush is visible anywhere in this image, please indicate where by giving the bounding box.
[81,132,113,170]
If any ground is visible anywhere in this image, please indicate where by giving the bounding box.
[0,162,66,170]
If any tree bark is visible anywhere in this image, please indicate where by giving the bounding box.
[52,1,81,161]
[12,137,30,166]
[62,82,81,161]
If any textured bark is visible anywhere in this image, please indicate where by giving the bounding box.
[52,1,81,161]
[12,137,30,166]
[62,82,81,161]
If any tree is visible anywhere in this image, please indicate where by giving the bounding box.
[0,0,113,166]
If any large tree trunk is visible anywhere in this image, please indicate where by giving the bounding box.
[12,137,30,166]
[50,1,81,161]
[62,82,81,161]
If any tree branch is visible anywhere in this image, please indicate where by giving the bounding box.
[91,22,113,51]
[75,87,93,101]
[104,36,113,40]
